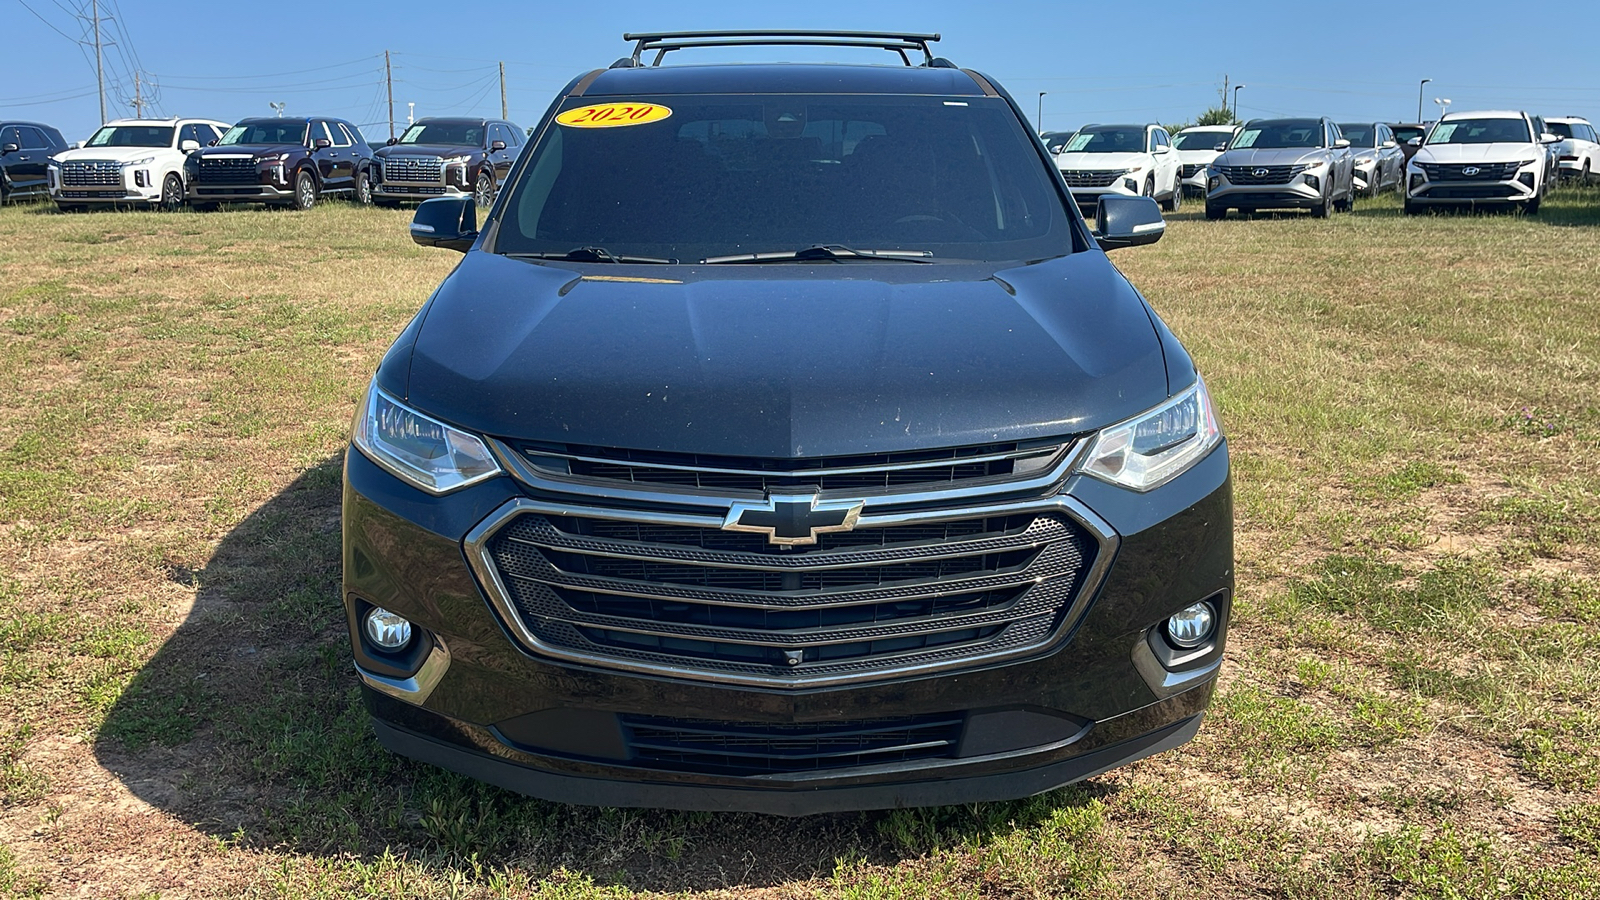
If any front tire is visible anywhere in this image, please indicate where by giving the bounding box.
[474,169,496,208]
[1311,184,1330,218]
[1204,203,1226,220]
[292,169,317,211]
[353,169,372,205]
[159,173,185,211]
[1161,173,1181,211]
[1525,196,1541,215]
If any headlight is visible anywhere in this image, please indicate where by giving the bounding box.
[1077,377,1222,491]
[257,153,290,165]
[351,382,501,494]
[121,156,156,167]
[442,155,471,166]
[1122,165,1145,174]
[1297,159,1327,171]
[1517,158,1539,169]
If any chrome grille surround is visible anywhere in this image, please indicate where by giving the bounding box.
[1417,161,1520,182]
[465,439,1117,688]
[381,155,445,184]
[1059,169,1123,188]
[61,161,122,187]
[1215,164,1306,185]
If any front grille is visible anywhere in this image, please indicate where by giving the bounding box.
[522,442,1066,495]
[61,161,122,186]
[1059,169,1123,188]
[483,510,1098,681]
[381,155,444,183]
[1216,164,1303,185]
[197,158,258,185]
[1417,162,1520,181]
[1180,164,1205,178]
[1424,185,1521,199]
[378,184,446,195]
[621,713,963,776]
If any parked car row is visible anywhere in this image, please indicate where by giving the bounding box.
[1047,109,1599,220]
[0,114,524,212]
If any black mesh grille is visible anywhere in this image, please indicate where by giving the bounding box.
[1417,162,1520,181]
[1216,164,1303,185]
[622,714,963,775]
[197,158,258,185]
[1180,163,1205,178]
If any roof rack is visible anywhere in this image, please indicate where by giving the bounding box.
[617,30,942,68]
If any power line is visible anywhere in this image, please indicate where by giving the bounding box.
[156,54,383,82]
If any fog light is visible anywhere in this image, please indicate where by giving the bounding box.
[1303,174,1319,191]
[1409,173,1425,192]
[1518,172,1536,189]
[1208,176,1219,190]
[1165,601,1216,649]
[1123,178,1138,192]
[364,607,413,651]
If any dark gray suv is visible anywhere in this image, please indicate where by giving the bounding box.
[344,30,1233,815]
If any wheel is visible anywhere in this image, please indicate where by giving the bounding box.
[353,169,372,205]
[1311,183,1330,218]
[474,169,496,207]
[158,173,185,211]
[292,168,317,211]
[1204,203,1226,220]
[1161,173,1181,211]
[1525,196,1541,215]
[1368,169,1382,198]
[1333,181,1353,213]
[1583,161,1592,185]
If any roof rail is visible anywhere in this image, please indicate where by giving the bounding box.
[619,30,941,67]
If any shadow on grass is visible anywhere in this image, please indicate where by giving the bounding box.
[92,454,1112,891]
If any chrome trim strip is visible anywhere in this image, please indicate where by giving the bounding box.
[354,640,451,704]
[462,492,1118,689]
[543,445,1065,478]
[488,438,1090,511]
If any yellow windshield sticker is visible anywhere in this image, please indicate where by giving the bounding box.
[556,103,672,128]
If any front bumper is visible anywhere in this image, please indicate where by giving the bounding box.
[1206,175,1324,210]
[49,165,165,205]
[1059,172,1144,209]
[374,182,468,199]
[190,183,295,202]
[1406,175,1536,205]
[343,436,1233,814]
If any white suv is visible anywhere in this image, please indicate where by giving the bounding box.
[1546,116,1600,183]
[1173,125,1239,196]
[49,117,227,211]
[1404,110,1557,215]
[1055,123,1182,212]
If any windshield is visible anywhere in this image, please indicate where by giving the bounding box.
[1427,118,1532,144]
[1172,130,1228,150]
[1547,122,1574,139]
[1392,126,1426,143]
[219,122,307,146]
[497,94,1075,264]
[1062,127,1146,153]
[398,121,484,146]
[1337,124,1373,146]
[85,125,174,148]
[1231,120,1323,149]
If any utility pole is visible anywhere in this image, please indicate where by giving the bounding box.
[1222,73,1229,118]
[132,71,142,118]
[385,50,395,140]
[500,62,508,119]
[93,0,106,124]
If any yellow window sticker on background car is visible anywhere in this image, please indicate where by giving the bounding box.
[556,103,673,128]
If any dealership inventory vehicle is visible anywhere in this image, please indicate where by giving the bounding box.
[1338,122,1404,196]
[1172,124,1238,196]
[1404,110,1554,214]
[346,30,1232,815]
[186,116,374,210]
[373,116,524,207]
[48,117,227,211]
[1204,117,1355,219]
[1390,123,1429,165]
[1,121,69,203]
[1545,116,1599,183]
[1055,122,1183,211]
[1039,130,1074,154]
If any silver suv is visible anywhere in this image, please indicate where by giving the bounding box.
[1204,117,1355,220]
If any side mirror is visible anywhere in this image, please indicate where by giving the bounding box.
[0,143,17,155]
[386,137,399,146]
[208,139,218,146]
[314,138,332,149]
[1382,140,1397,148]
[1213,142,1229,152]
[1152,145,1169,154]
[1334,138,1351,148]
[180,139,200,153]
[490,140,507,152]
[1093,195,1165,251]
[1407,137,1422,147]
[410,196,478,253]
[1540,133,1561,144]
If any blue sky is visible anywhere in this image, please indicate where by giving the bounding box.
[7,0,1600,143]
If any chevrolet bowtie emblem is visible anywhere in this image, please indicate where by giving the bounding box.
[722,491,865,546]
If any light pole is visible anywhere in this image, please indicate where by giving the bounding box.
[1232,84,1246,121]
[1037,92,1046,133]
[1417,78,1431,122]
[269,101,285,118]
[1434,97,1451,120]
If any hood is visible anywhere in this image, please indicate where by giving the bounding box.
[52,145,175,163]
[393,253,1170,458]
[1215,147,1329,167]
[1176,148,1223,165]
[1415,143,1538,164]
[192,144,300,159]
[1055,151,1150,171]
[1351,148,1378,162]
[376,144,480,160]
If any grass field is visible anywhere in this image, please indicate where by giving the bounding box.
[1,188,1598,899]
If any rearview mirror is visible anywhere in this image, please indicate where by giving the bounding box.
[180,139,200,153]
[410,196,478,253]
[1093,195,1165,251]
[314,138,332,149]
[490,140,507,152]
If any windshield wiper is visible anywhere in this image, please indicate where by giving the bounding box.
[700,245,934,264]
[509,247,678,264]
